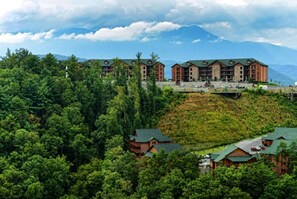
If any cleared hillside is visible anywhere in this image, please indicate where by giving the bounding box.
[158,91,297,151]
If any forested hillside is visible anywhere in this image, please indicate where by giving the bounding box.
[158,91,297,151]
[0,48,185,198]
[1,49,297,198]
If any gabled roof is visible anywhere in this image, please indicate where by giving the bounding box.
[129,129,172,143]
[146,143,182,157]
[262,127,297,141]
[236,137,262,155]
[211,142,256,163]
[175,58,267,68]
[226,156,256,162]
[171,63,188,68]
[211,145,238,162]
[261,140,294,155]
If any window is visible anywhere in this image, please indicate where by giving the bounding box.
[143,66,145,69]
[240,71,242,74]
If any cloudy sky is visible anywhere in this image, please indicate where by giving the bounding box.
[1,0,297,56]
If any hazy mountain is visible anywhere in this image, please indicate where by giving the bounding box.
[103,25,297,65]
[268,68,295,86]
[269,64,297,82]
[38,54,87,62]
[35,25,297,85]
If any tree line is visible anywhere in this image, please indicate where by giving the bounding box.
[0,48,297,198]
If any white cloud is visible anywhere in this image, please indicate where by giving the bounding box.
[218,0,248,7]
[245,28,297,48]
[192,39,201,43]
[0,30,54,43]
[171,41,183,45]
[201,22,232,30]
[1,0,297,49]
[59,21,181,41]
[0,0,176,32]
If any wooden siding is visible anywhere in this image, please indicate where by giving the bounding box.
[228,148,250,157]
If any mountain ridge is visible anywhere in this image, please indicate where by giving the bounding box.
[30,25,297,85]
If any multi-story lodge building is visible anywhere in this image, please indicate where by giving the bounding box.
[210,138,260,169]
[172,58,268,82]
[89,59,165,81]
[129,129,182,156]
[261,127,297,175]
[210,127,297,175]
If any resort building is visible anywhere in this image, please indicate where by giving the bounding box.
[261,127,297,174]
[172,58,268,82]
[129,129,173,156]
[89,59,165,81]
[210,138,261,169]
[210,127,297,175]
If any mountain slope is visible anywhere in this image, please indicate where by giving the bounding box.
[268,67,295,86]
[269,64,297,82]
[27,25,297,83]
[158,92,297,151]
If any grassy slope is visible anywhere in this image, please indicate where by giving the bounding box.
[158,91,297,151]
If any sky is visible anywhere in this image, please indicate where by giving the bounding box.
[1,0,297,57]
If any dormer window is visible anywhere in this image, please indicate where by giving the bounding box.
[104,60,109,65]
[203,61,208,65]
[147,60,152,64]
[229,60,234,64]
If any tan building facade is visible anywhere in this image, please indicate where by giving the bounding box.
[89,59,165,81]
[172,58,268,82]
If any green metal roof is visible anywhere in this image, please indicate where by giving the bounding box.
[261,140,294,155]
[175,58,267,68]
[145,152,154,157]
[211,145,238,163]
[210,153,220,160]
[145,143,182,157]
[226,156,255,162]
[171,63,188,68]
[263,127,297,141]
[211,145,254,163]
[129,129,172,143]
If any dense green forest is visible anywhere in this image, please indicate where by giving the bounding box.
[1,49,297,199]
